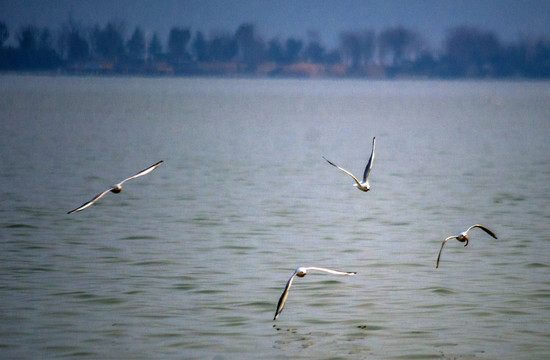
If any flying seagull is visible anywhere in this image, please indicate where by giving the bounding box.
[436,224,498,268]
[273,266,356,321]
[67,160,163,214]
[323,137,376,192]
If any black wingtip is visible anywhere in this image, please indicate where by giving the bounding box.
[322,156,336,167]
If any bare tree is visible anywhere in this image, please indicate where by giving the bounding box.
[17,25,39,52]
[443,26,500,76]
[339,30,375,69]
[38,28,54,51]
[285,38,303,64]
[148,32,162,61]
[305,31,326,63]
[168,27,191,62]
[267,38,284,63]
[192,31,207,61]
[127,26,145,60]
[15,25,61,68]
[91,20,126,60]
[58,18,89,63]
[377,26,421,66]
[0,22,9,47]
[360,30,376,65]
[340,31,361,68]
[235,23,264,70]
[208,32,238,62]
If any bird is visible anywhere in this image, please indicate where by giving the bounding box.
[273,266,356,321]
[436,224,498,268]
[67,160,163,214]
[323,136,376,192]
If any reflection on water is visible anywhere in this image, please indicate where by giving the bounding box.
[1,75,550,359]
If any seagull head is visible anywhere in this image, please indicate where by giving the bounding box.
[456,232,469,246]
[295,267,308,277]
[354,183,370,192]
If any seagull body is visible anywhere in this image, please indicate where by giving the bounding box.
[67,160,163,214]
[436,224,498,268]
[323,137,376,192]
[273,266,356,321]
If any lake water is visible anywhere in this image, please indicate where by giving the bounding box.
[1,75,549,359]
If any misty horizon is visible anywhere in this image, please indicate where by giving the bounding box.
[2,1,550,78]
[2,0,550,49]
[2,17,550,79]
[1,14,550,51]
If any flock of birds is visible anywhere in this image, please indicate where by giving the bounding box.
[67,137,497,321]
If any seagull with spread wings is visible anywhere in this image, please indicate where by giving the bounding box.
[67,160,163,214]
[323,137,376,192]
[436,224,498,268]
[273,266,356,321]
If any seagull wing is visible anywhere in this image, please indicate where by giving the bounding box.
[67,188,115,214]
[273,270,299,321]
[467,224,498,239]
[117,160,163,186]
[304,267,357,276]
[436,236,456,268]
[322,156,362,187]
[362,137,376,183]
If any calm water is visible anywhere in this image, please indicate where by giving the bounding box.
[1,75,549,359]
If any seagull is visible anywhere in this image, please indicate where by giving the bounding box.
[273,266,356,321]
[323,137,376,192]
[67,160,163,214]
[436,224,498,268]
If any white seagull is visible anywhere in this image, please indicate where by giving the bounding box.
[436,224,498,268]
[273,266,356,321]
[323,137,376,192]
[67,160,163,214]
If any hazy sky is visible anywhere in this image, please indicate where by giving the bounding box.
[2,0,550,48]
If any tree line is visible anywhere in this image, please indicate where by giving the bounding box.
[1,19,549,78]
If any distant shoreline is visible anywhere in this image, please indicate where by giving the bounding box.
[1,69,547,81]
[2,21,550,79]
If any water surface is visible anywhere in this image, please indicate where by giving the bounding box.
[1,75,549,359]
